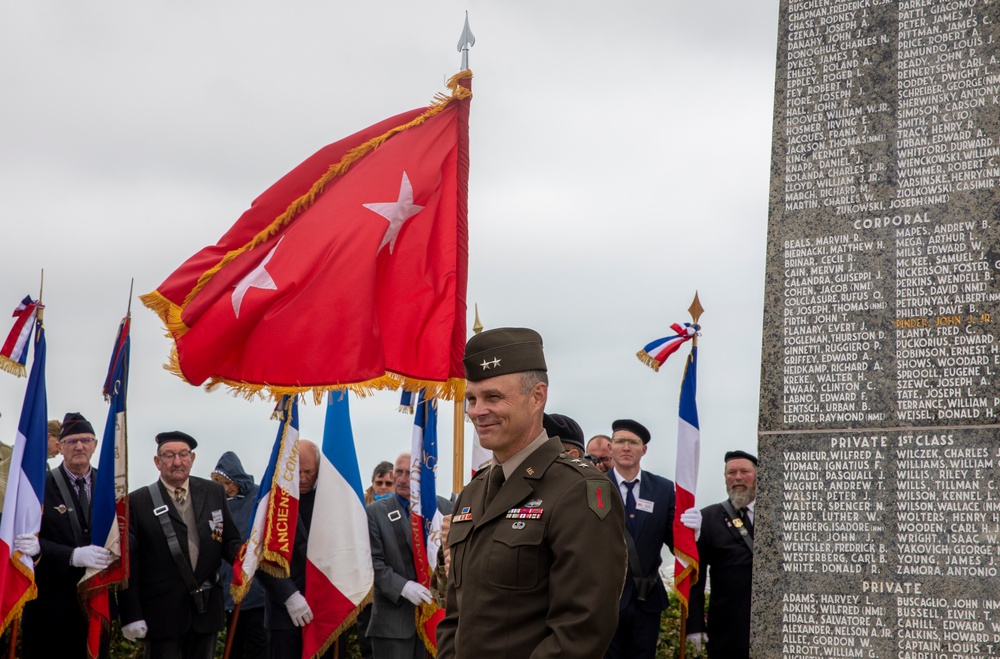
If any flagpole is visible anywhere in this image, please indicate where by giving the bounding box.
[222,604,241,659]
[678,292,703,659]
[36,270,44,324]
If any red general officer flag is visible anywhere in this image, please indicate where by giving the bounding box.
[141,71,471,399]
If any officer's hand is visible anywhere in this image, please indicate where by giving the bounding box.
[71,545,113,570]
[680,507,703,541]
[687,632,707,652]
[13,534,39,557]
[122,620,148,641]
[284,591,314,627]
[401,580,433,605]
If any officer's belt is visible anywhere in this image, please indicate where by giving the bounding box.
[51,466,85,547]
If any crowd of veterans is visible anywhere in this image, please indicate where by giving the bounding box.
[16,327,757,659]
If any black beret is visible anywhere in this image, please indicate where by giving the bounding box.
[612,419,651,444]
[543,413,585,453]
[156,431,198,450]
[725,450,758,466]
[464,327,546,382]
[60,413,95,439]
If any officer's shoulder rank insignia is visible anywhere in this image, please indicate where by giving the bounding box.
[586,481,612,520]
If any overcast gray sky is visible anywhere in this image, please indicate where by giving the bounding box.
[0,1,780,506]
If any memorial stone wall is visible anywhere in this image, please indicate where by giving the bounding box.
[756,1,1000,657]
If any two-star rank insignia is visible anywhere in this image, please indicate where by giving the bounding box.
[480,357,501,371]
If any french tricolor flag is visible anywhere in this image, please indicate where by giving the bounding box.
[672,346,700,614]
[0,297,40,378]
[302,392,372,658]
[0,321,47,632]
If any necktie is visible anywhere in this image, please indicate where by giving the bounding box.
[741,507,754,538]
[76,477,90,527]
[485,466,505,508]
[623,480,637,535]
[174,487,186,504]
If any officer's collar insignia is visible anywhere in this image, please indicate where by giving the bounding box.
[526,467,535,475]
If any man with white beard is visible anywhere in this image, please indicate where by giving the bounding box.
[686,450,758,659]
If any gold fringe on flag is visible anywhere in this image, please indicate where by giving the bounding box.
[0,356,26,378]
[635,350,662,373]
[310,587,374,659]
[671,547,700,617]
[0,553,38,636]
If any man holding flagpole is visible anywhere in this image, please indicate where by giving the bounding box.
[686,450,757,659]
[257,438,329,659]
[439,327,627,659]
[20,412,112,659]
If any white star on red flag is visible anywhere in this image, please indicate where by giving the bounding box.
[364,171,425,254]
[231,239,281,318]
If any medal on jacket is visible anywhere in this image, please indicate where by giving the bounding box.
[732,517,748,537]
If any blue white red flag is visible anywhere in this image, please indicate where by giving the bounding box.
[0,322,47,632]
[636,323,699,372]
[672,346,700,614]
[0,297,40,378]
[410,390,445,652]
[302,392,372,659]
[80,314,131,659]
[232,396,300,601]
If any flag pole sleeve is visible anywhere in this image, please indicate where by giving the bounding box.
[452,396,465,494]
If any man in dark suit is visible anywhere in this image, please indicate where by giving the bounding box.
[258,438,338,659]
[605,418,701,659]
[21,412,112,659]
[687,450,757,659]
[119,431,243,659]
[366,451,426,659]
[367,451,453,658]
[438,328,627,659]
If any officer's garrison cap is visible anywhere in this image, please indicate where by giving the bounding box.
[463,327,546,381]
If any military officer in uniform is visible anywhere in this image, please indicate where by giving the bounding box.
[438,327,627,659]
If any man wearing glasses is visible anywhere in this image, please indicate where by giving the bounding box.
[20,412,111,658]
[119,431,243,659]
[605,419,702,659]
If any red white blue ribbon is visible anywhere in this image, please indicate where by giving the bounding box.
[636,323,699,372]
[0,297,40,378]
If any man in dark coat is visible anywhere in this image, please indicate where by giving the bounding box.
[118,431,243,659]
[438,327,627,659]
[604,418,701,659]
[21,412,112,659]
[213,451,268,659]
[257,439,337,659]
[686,450,758,659]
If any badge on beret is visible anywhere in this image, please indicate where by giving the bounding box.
[587,481,612,520]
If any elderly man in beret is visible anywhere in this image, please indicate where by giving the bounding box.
[119,431,243,659]
[438,327,627,659]
[20,412,111,658]
[606,418,702,659]
[686,450,758,659]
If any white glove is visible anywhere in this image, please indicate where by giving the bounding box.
[284,591,314,627]
[70,545,113,570]
[13,534,39,557]
[122,620,148,641]
[680,507,703,541]
[400,580,433,606]
[687,632,707,652]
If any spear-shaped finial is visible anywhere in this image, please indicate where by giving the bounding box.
[473,303,484,335]
[688,292,704,346]
[457,11,475,71]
